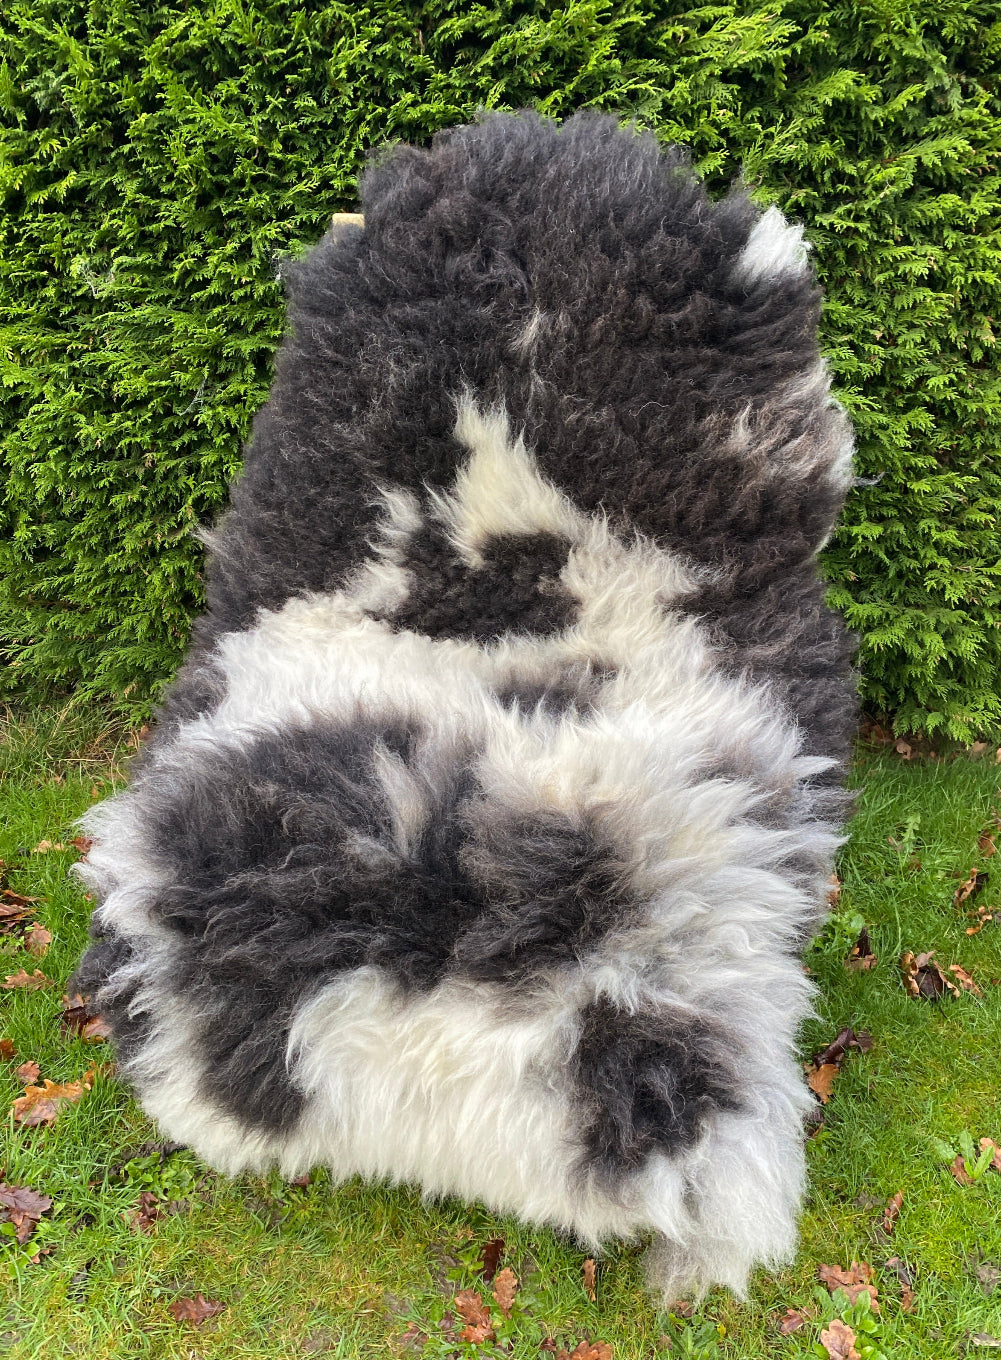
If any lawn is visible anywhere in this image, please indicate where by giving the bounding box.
[2,703,1000,1359]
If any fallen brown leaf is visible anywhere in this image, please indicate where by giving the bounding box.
[900,951,960,1000]
[955,868,989,908]
[24,924,51,957]
[827,873,842,905]
[583,1257,597,1302]
[479,1236,504,1282]
[167,1294,225,1325]
[805,1027,873,1106]
[814,1027,874,1067]
[0,1038,16,1060]
[885,1256,916,1310]
[966,903,995,935]
[949,1156,973,1186]
[820,1318,860,1359]
[883,1191,904,1234]
[894,738,913,760]
[32,841,65,854]
[980,1139,1001,1172]
[807,1063,840,1104]
[976,1263,1001,1297]
[453,1290,494,1344]
[0,892,38,934]
[557,1344,612,1360]
[61,994,112,1042]
[70,836,93,855]
[978,821,1000,857]
[949,964,982,996]
[846,925,877,971]
[12,1065,98,1126]
[0,1182,53,1245]
[15,1060,40,1085]
[492,1267,518,1317]
[818,1262,879,1310]
[776,1308,808,1335]
[970,1335,1001,1349]
[125,1192,166,1234]
[1,888,39,908]
[3,969,53,991]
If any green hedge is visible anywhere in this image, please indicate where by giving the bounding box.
[2,0,1000,736]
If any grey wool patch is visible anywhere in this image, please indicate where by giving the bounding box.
[74,110,856,1301]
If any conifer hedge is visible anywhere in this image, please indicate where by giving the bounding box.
[2,0,1000,735]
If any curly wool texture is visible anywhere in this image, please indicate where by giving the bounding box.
[74,111,856,1300]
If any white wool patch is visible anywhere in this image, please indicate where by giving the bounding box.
[733,205,810,285]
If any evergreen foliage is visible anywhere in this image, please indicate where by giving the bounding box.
[1,0,999,735]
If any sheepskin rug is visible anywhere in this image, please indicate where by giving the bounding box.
[74,110,857,1299]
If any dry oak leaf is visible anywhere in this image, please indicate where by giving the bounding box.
[583,1256,598,1301]
[0,1182,53,1245]
[3,969,53,991]
[125,1192,166,1234]
[966,903,995,935]
[13,1065,98,1127]
[69,836,92,855]
[0,1038,16,1060]
[1,887,39,908]
[954,868,989,908]
[15,1060,40,1084]
[949,1156,973,1186]
[61,994,112,1042]
[453,1290,494,1345]
[0,891,38,933]
[776,1308,808,1335]
[900,951,960,1000]
[557,1344,612,1360]
[492,1267,518,1318]
[167,1294,225,1325]
[24,924,52,957]
[817,1262,879,1311]
[883,1191,904,1234]
[807,1063,840,1104]
[979,1139,1001,1172]
[820,1318,860,1360]
[949,964,982,996]
[978,822,1000,857]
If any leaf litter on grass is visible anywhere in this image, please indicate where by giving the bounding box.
[2,968,53,990]
[0,1183,52,1244]
[12,1062,104,1127]
[820,1317,860,1359]
[900,950,982,999]
[167,1294,225,1326]
[60,992,111,1041]
[818,1262,880,1311]
[805,1026,873,1105]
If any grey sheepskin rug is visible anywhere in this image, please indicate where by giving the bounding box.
[75,110,857,1299]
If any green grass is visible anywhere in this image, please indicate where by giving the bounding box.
[2,704,1001,1359]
